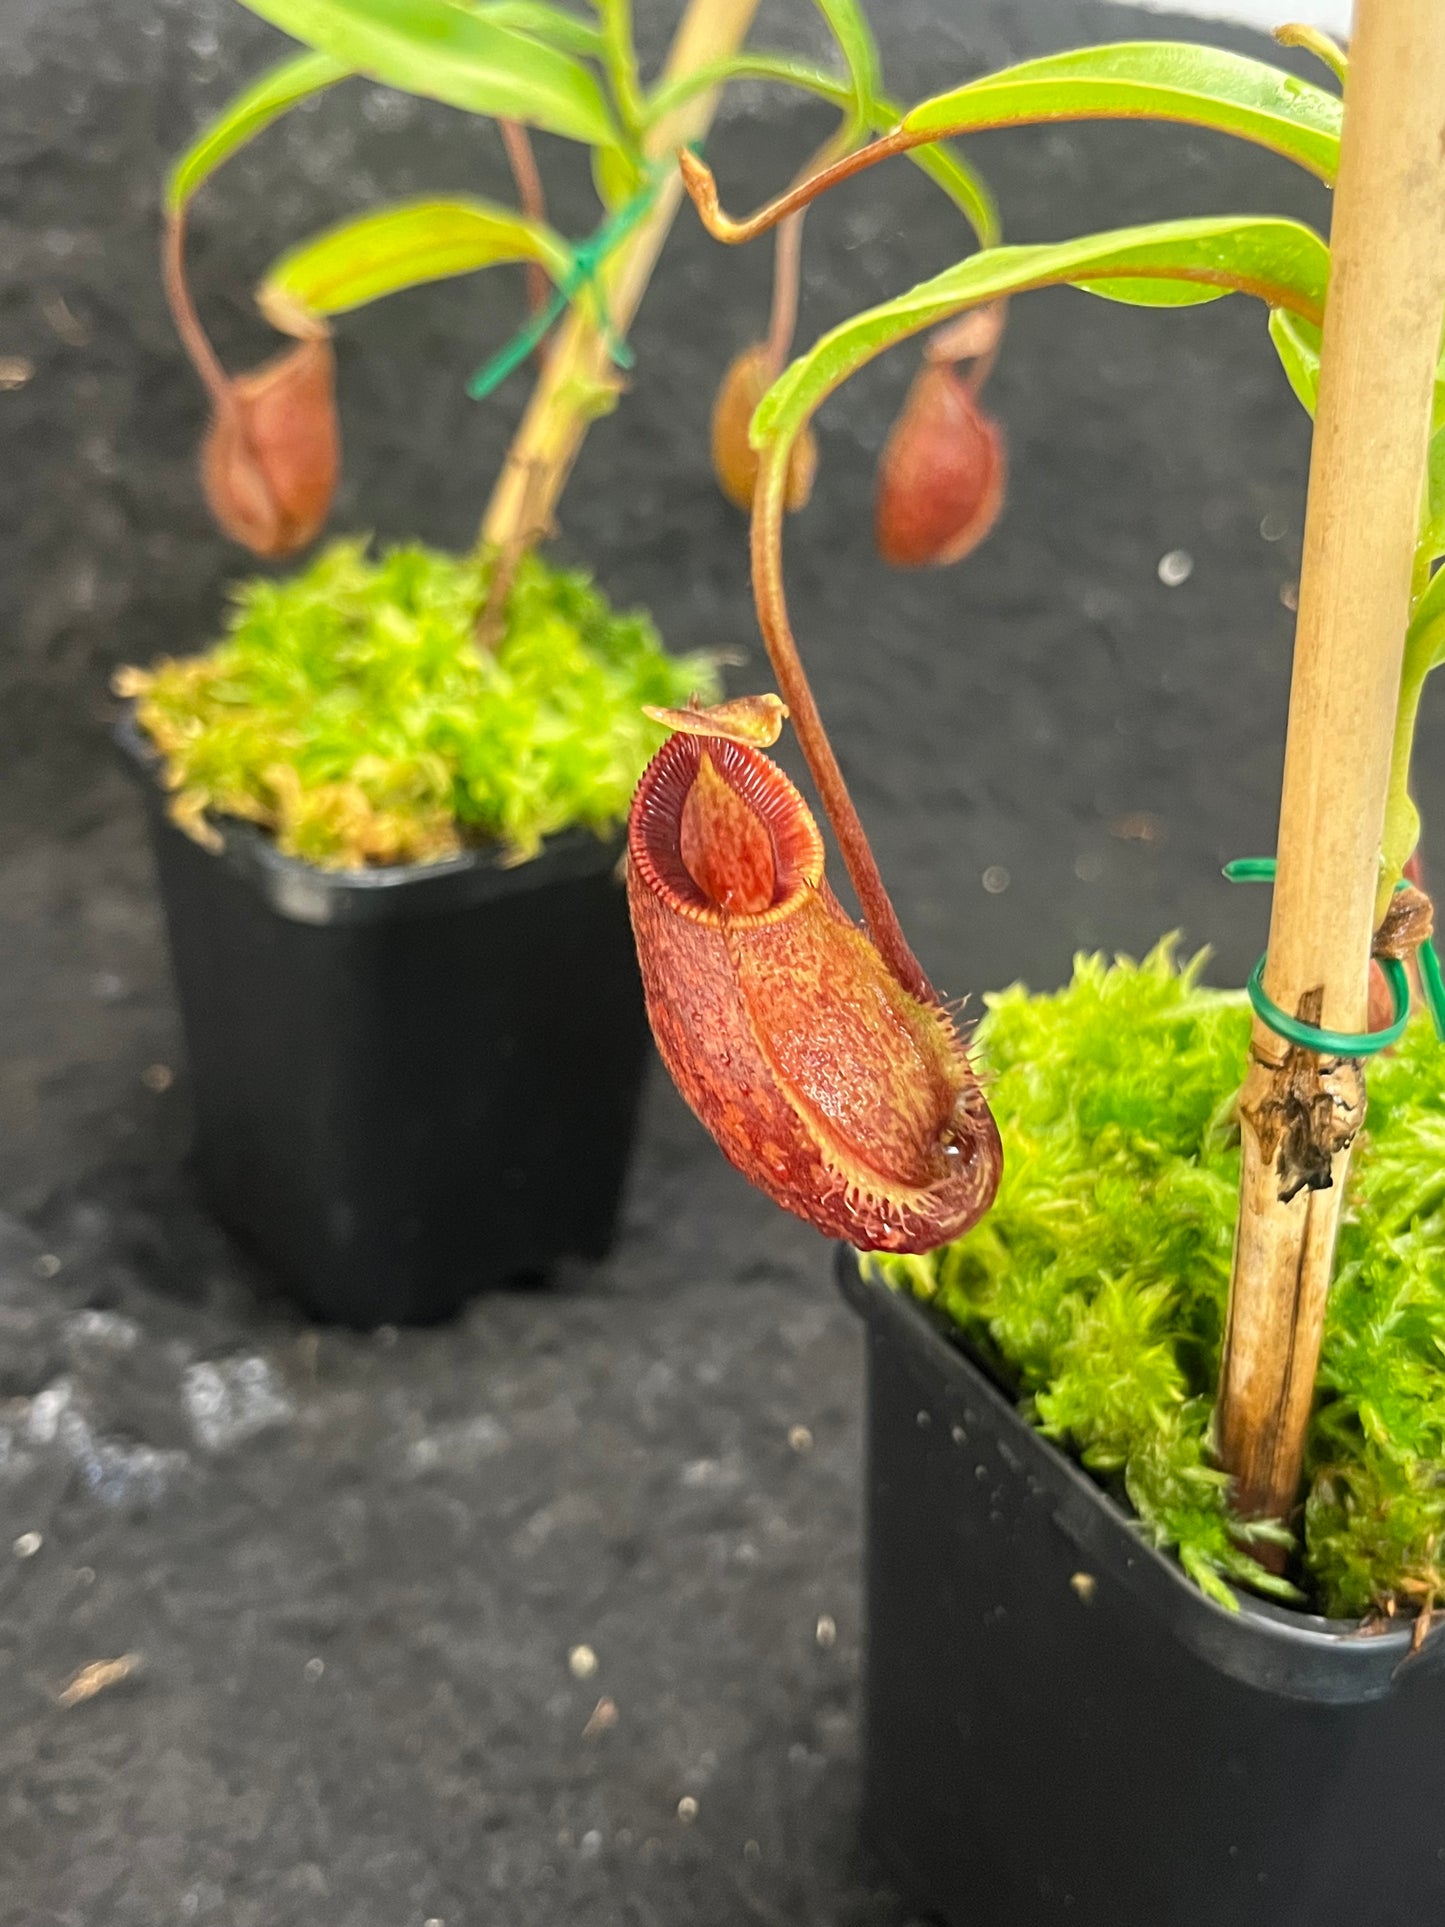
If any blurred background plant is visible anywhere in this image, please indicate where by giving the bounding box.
[131,0,995,865]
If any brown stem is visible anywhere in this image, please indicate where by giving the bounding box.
[498,118,551,340]
[679,135,915,245]
[926,302,1007,394]
[481,0,765,552]
[679,75,1353,245]
[749,451,935,1005]
[162,207,229,407]
[757,117,855,377]
[476,458,552,651]
[762,210,805,378]
[1274,21,1348,86]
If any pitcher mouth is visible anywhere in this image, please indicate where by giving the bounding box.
[628,731,825,929]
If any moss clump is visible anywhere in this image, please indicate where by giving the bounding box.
[868,940,1445,1620]
[121,539,716,869]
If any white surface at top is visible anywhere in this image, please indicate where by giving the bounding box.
[1129,0,1350,32]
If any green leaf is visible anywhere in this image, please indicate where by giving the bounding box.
[1424,426,1445,565]
[473,1,605,60]
[754,216,1329,450]
[260,197,574,319]
[639,0,887,141]
[1407,559,1445,669]
[1268,307,1321,415]
[641,51,854,130]
[871,92,998,249]
[594,0,647,141]
[166,51,349,211]
[591,139,648,208]
[233,0,617,144]
[899,42,1342,184]
[810,0,882,113]
[165,9,612,213]
[1074,276,1228,307]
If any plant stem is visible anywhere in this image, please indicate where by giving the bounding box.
[1377,631,1431,917]
[680,135,908,246]
[750,451,935,1006]
[762,211,804,377]
[755,109,868,380]
[598,0,648,144]
[1216,0,1445,1535]
[498,118,550,335]
[475,458,551,652]
[480,0,764,552]
[1274,22,1348,88]
[162,208,229,408]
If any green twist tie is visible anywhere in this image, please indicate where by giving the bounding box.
[466,168,664,402]
[1222,857,1445,1053]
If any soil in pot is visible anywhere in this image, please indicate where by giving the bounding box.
[869,937,1445,1619]
[119,539,716,1325]
[841,940,1445,1925]
[841,1249,1445,1927]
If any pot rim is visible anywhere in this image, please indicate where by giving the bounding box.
[115,709,624,927]
[838,1245,1445,1703]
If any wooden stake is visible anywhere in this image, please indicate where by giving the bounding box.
[480,0,763,550]
[1217,0,1445,1529]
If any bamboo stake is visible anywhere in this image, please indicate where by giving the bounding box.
[480,0,764,549]
[1217,0,1445,1530]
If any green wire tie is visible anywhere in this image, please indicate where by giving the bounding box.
[466,168,664,402]
[1222,857,1445,1053]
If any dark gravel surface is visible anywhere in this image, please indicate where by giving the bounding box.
[2,2,1439,1923]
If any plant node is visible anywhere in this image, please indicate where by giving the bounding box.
[1241,1026,1365,1206]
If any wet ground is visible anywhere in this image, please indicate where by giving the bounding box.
[2,2,1440,1923]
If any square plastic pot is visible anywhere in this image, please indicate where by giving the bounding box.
[120,718,652,1326]
[838,1248,1445,1927]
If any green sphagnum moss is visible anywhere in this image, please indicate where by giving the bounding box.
[122,539,717,870]
[867,940,1445,1620]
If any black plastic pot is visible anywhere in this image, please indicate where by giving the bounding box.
[119,717,652,1326]
[838,1249,1445,1927]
